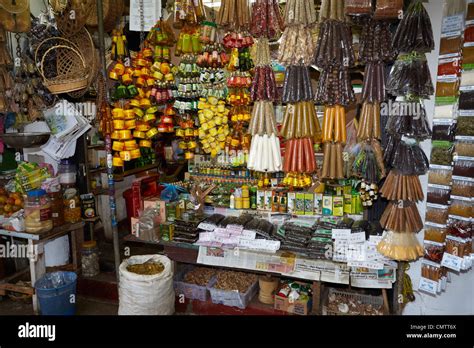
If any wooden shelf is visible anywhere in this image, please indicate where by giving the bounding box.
[89,166,107,173]
[88,144,105,149]
[92,188,108,195]
[113,163,159,181]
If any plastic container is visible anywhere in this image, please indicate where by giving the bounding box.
[425,203,449,225]
[424,223,447,243]
[49,191,64,228]
[81,241,99,278]
[451,176,474,197]
[63,188,81,223]
[453,157,474,177]
[427,184,451,205]
[455,140,474,157]
[209,280,258,309]
[35,271,77,315]
[58,159,76,187]
[24,189,53,234]
[448,195,472,218]
[427,166,452,185]
[174,266,216,302]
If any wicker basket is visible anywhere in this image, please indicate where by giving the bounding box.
[55,0,94,36]
[37,44,89,94]
[0,0,29,13]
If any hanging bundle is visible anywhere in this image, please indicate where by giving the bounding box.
[356,102,381,141]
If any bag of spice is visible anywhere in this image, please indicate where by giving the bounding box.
[435,78,459,98]
[448,195,473,218]
[462,46,474,69]
[373,0,403,19]
[387,56,434,98]
[459,91,474,109]
[456,116,474,136]
[425,203,449,225]
[432,120,456,142]
[421,261,441,281]
[455,139,474,157]
[345,0,372,16]
[430,141,454,166]
[434,104,456,119]
[423,240,445,263]
[427,165,452,185]
[424,222,447,243]
[467,0,474,21]
[439,34,463,56]
[461,70,474,87]
[451,176,474,197]
[453,157,474,177]
[426,184,451,205]
[437,58,461,77]
[465,25,474,43]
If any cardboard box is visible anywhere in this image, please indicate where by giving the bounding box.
[143,196,167,222]
[314,193,323,215]
[322,195,333,216]
[131,217,140,237]
[304,193,314,215]
[264,190,273,211]
[343,194,352,214]
[333,196,344,217]
[287,192,296,214]
[274,294,312,315]
[295,193,305,215]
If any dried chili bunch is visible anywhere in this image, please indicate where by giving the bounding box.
[250,39,277,101]
[392,0,434,54]
[250,0,284,40]
[315,68,355,106]
[383,136,429,176]
[282,65,313,103]
[386,54,434,98]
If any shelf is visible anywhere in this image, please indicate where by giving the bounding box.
[89,167,107,174]
[113,163,159,181]
[83,216,101,223]
[92,188,108,195]
[88,144,105,149]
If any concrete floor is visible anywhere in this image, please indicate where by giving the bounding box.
[0,295,118,315]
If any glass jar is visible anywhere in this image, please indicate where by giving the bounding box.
[58,159,77,187]
[24,189,53,234]
[63,188,82,223]
[81,241,100,277]
[49,191,64,228]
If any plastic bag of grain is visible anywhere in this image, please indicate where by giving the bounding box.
[118,254,175,315]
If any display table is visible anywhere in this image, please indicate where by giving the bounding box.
[0,222,85,313]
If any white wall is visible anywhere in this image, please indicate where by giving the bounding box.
[403,0,474,315]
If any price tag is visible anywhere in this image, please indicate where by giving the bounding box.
[332,229,351,240]
[349,232,365,244]
[418,277,438,295]
[441,253,463,272]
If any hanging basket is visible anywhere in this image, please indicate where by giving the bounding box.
[55,0,94,36]
[37,44,89,94]
[48,0,68,14]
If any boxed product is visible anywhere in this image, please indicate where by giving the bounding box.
[332,196,344,217]
[287,192,296,214]
[295,193,305,215]
[314,193,323,215]
[131,217,140,237]
[274,281,313,316]
[304,193,314,215]
[143,196,167,222]
[322,195,333,215]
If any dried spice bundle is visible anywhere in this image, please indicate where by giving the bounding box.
[321,142,344,179]
[385,103,432,141]
[319,0,346,22]
[387,55,434,98]
[322,105,347,143]
[350,141,386,183]
[280,101,321,139]
[356,102,381,141]
[248,101,278,135]
[283,0,317,26]
[359,19,396,63]
[216,0,251,30]
[377,231,424,261]
[362,63,387,103]
[380,201,423,233]
[250,66,278,101]
[247,134,282,172]
[283,138,317,173]
[315,68,356,106]
[345,0,372,16]
[278,25,315,65]
[383,136,429,175]
[392,0,434,54]
[250,0,284,40]
[314,19,355,69]
[282,65,313,102]
[380,171,424,202]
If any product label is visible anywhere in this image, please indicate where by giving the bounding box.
[349,232,366,244]
[442,15,464,34]
[454,135,474,141]
[441,252,463,271]
[332,229,351,240]
[418,277,438,295]
[40,208,52,221]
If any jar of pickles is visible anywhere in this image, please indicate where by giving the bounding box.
[63,188,82,223]
[24,190,53,234]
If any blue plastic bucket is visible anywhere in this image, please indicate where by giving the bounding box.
[34,271,77,315]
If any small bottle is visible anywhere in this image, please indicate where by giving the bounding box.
[229,190,235,209]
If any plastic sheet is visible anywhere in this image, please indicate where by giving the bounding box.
[392,0,434,54]
[385,103,431,141]
[383,136,429,175]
